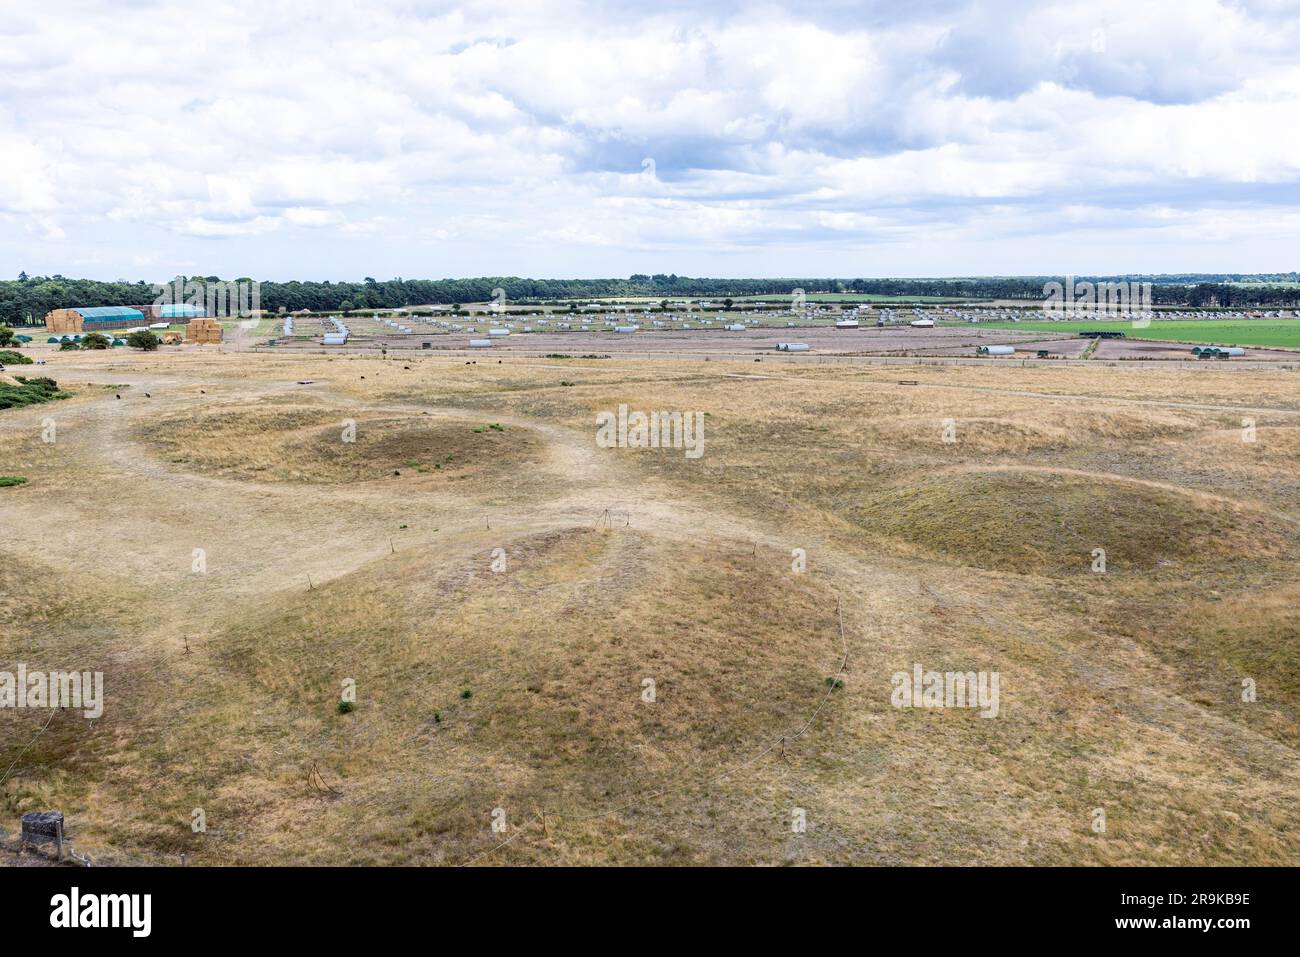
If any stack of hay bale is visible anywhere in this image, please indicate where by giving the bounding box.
[186,319,223,343]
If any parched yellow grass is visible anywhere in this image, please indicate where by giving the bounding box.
[140,404,550,491]
[1,348,1297,865]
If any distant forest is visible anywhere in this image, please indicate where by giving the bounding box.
[3,272,1299,324]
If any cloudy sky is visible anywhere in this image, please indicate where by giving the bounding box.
[3,0,1299,280]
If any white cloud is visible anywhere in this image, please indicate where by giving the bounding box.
[1,0,1299,277]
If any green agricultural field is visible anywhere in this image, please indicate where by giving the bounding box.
[959,318,1300,349]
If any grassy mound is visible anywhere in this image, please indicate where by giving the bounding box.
[0,350,33,365]
[853,469,1289,575]
[1159,584,1300,747]
[143,405,548,485]
[59,529,844,864]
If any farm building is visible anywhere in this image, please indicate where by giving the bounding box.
[186,318,224,343]
[45,306,146,334]
[141,303,205,321]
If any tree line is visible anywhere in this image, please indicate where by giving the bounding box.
[3,273,1299,324]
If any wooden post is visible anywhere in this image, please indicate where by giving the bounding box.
[20,811,65,861]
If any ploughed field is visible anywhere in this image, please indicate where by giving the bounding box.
[1,348,1297,865]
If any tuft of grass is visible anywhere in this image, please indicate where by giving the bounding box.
[0,476,28,488]
[337,699,355,714]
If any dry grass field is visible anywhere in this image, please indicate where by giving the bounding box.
[2,348,1297,865]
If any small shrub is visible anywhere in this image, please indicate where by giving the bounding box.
[337,699,355,714]
[0,350,32,365]
[0,476,28,488]
[824,676,844,690]
[460,688,473,700]
[126,330,160,351]
[0,376,67,410]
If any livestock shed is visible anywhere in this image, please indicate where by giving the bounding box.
[45,306,146,334]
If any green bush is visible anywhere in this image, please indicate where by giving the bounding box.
[0,350,32,365]
[0,476,28,488]
[0,376,68,410]
[126,330,160,351]
[337,699,355,714]
[0,327,14,346]
[59,340,80,351]
[80,332,111,349]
